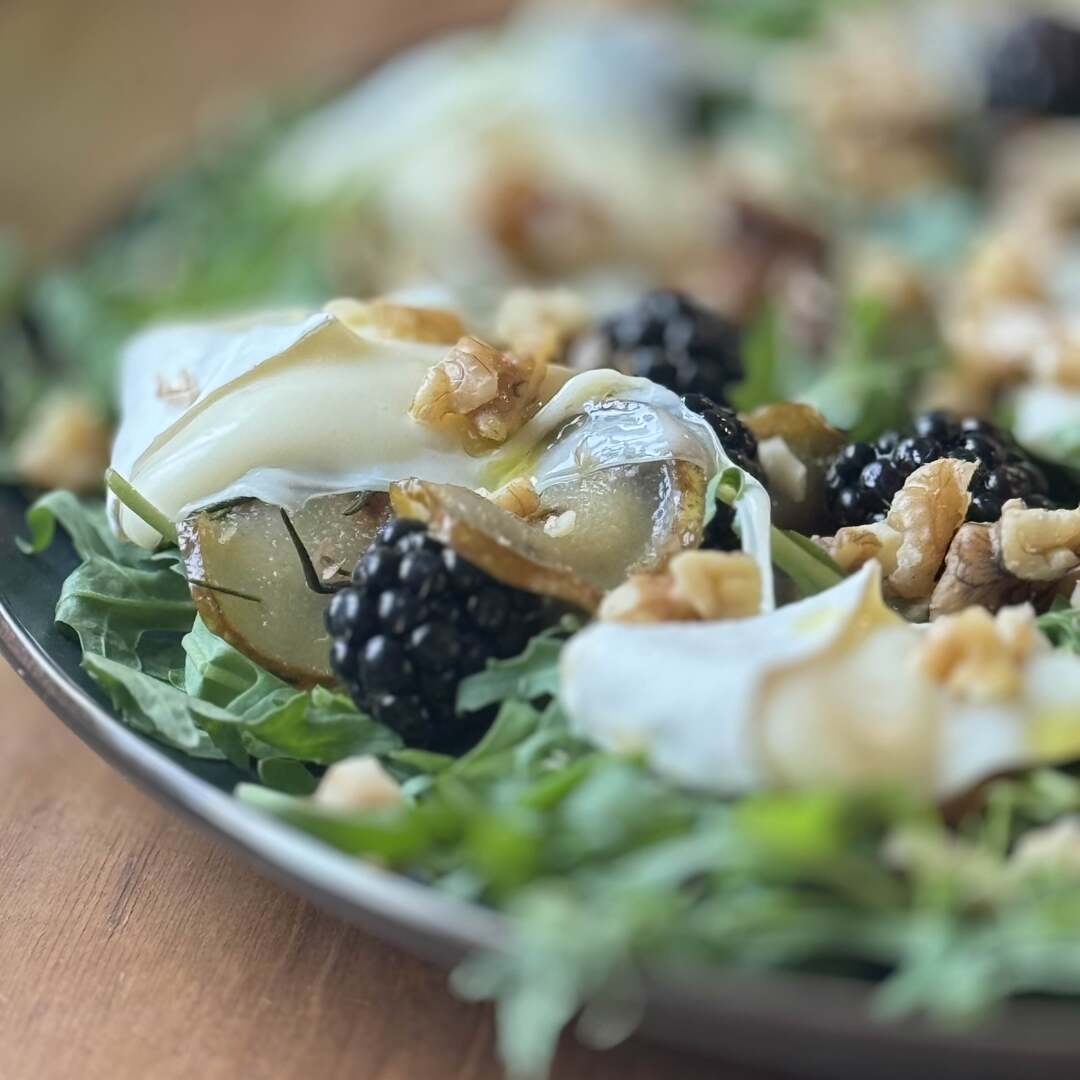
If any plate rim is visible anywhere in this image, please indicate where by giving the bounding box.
[0,584,504,962]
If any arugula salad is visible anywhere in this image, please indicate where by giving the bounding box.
[9,2,1080,1075]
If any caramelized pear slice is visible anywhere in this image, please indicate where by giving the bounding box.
[179,493,390,686]
[390,461,708,611]
[534,459,707,588]
[390,480,603,613]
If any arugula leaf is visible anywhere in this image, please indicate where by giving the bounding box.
[81,653,224,759]
[1039,600,1080,654]
[694,0,871,39]
[450,700,588,787]
[729,307,782,412]
[236,782,459,862]
[20,490,134,562]
[457,633,566,713]
[182,616,293,714]
[391,748,456,776]
[105,468,178,545]
[258,757,318,796]
[1039,425,1080,472]
[22,492,195,680]
[56,555,194,678]
[800,296,943,443]
[182,616,399,766]
[236,686,401,765]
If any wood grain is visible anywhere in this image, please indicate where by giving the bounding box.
[0,659,771,1080]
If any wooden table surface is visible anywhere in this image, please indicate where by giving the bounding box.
[0,661,765,1080]
[0,1,776,1077]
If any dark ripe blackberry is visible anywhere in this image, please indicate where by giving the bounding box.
[894,436,941,472]
[682,393,765,551]
[601,290,744,405]
[986,16,1080,117]
[326,520,560,753]
[824,412,1055,528]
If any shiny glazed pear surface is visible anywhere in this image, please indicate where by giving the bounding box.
[179,493,390,685]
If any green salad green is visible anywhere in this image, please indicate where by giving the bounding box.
[21,491,1080,1079]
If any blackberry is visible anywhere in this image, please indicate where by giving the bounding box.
[986,16,1080,117]
[824,411,1055,529]
[683,393,764,551]
[601,290,744,405]
[326,518,559,753]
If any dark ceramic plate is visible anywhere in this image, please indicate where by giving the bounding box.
[2,481,1080,1078]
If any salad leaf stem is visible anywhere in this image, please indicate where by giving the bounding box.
[105,467,178,546]
[770,526,845,596]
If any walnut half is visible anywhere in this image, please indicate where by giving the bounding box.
[929,518,1062,619]
[409,335,547,450]
[997,499,1080,582]
[600,551,762,623]
[818,458,975,602]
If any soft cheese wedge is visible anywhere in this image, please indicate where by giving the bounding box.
[112,301,774,587]
[562,563,1080,801]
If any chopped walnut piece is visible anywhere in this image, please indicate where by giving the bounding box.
[997,499,1080,582]
[494,288,590,366]
[916,604,1040,704]
[409,335,547,449]
[543,510,578,539]
[930,522,994,616]
[794,12,956,198]
[849,246,931,319]
[326,297,466,344]
[600,551,761,624]
[479,169,611,276]
[314,756,403,812]
[1037,331,1080,388]
[818,520,901,578]
[14,393,112,494]
[488,477,541,519]
[946,303,1049,393]
[886,459,976,600]
[964,231,1047,308]
[600,574,691,623]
